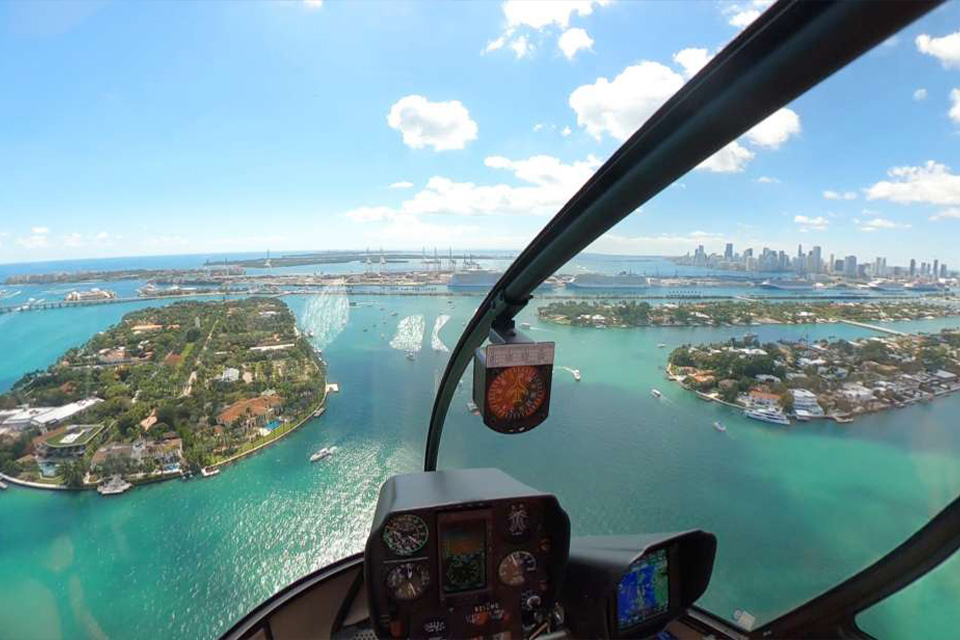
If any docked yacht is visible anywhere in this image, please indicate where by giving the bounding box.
[200,467,220,478]
[744,407,791,425]
[97,476,132,496]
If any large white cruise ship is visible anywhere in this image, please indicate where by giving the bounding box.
[566,272,650,290]
[447,269,503,288]
[759,279,814,291]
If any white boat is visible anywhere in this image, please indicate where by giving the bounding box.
[310,446,338,462]
[744,408,791,425]
[651,389,662,398]
[406,351,416,361]
[97,476,132,496]
[466,400,480,415]
[572,369,581,382]
[713,421,727,433]
[0,480,8,490]
[519,322,531,329]
[306,330,315,338]
[657,343,667,348]
[390,311,399,316]
[200,467,220,478]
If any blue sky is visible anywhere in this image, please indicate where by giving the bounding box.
[1,0,959,266]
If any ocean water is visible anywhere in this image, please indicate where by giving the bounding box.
[0,267,959,638]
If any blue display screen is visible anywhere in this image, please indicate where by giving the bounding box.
[617,548,670,629]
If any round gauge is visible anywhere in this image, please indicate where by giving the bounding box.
[498,550,537,586]
[505,502,531,540]
[446,554,483,590]
[382,514,429,556]
[486,365,547,421]
[386,562,430,601]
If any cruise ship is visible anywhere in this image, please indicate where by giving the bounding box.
[905,281,945,292]
[759,279,814,291]
[448,269,502,289]
[565,272,650,290]
[867,279,905,291]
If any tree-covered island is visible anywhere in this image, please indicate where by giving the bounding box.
[0,298,326,489]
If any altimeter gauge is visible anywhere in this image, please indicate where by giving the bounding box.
[382,514,429,556]
[386,562,430,601]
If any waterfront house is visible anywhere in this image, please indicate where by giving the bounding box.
[791,389,825,418]
[217,394,282,430]
[747,390,781,408]
[38,424,105,460]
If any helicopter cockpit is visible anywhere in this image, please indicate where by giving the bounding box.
[221,2,960,639]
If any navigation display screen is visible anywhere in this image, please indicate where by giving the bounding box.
[617,548,670,629]
[440,519,487,594]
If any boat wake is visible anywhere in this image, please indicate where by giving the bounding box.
[431,315,451,352]
[390,315,425,352]
[301,286,349,349]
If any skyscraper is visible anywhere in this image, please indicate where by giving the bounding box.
[811,246,822,274]
[909,259,916,277]
[933,259,939,279]
[724,243,733,260]
[844,255,857,277]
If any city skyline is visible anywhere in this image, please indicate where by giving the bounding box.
[2,2,960,264]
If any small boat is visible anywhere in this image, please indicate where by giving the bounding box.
[650,389,662,399]
[406,351,416,361]
[519,322,531,329]
[306,330,315,338]
[713,421,727,433]
[657,343,667,348]
[572,369,581,382]
[0,480,8,490]
[310,446,338,462]
[467,400,481,416]
[97,476,132,496]
[390,311,399,316]
[200,467,220,478]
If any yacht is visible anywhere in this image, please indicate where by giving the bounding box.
[651,389,662,399]
[744,408,791,425]
[200,467,220,478]
[519,322,531,329]
[390,311,399,316]
[657,343,667,348]
[310,446,338,463]
[0,480,8,490]
[97,476,132,496]
[713,421,727,433]
[572,369,581,382]
[406,351,416,361]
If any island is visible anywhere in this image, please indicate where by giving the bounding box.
[537,298,959,329]
[665,330,960,424]
[0,298,326,491]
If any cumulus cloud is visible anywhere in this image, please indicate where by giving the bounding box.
[673,47,712,78]
[387,95,478,151]
[696,141,755,173]
[744,108,801,149]
[722,0,773,29]
[17,233,49,249]
[757,176,779,183]
[794,215,829,231]
[859,217,911,232]
[484,0,609,60]
[916,31,960,68]
[569,61,684,141]
[914,88,928,101]
[558,27,594,60]
[950,88,960,124]
[561,126,572,137]
[303,0,323,7]
[389,181,414,189]
[346,153,601,223]
[31,226,49,234]
[930,208,960,221]
[823,190,857,200]
[865,161,960,206]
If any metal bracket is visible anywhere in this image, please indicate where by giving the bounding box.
[490,290,532,334]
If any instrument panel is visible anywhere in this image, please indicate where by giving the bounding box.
[364,469,570,639]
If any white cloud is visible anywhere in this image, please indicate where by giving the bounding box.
[865,161,960,206]
[303,0,323,7]
[347,153,601,222]
[823,190,857,200]
[696,141,755,173]
[794,215,829,231]
[950,88,960,124]
[859,217,911,232]
[31,226,49,234]
[757,176,779,183]
[558,27,594,60]
[387,95,478,151]
[930,207,960,221]
[17,234,49,249]
[914,88,928,101]
[503,0,605,30]
[673,47,712,78]
[64,233,85,248]
[569,61,685,140]
[593,231,726,254]
[722,0,773,29]
[744,108,801,149]
[561,126,572,137]
[533,123,546,132]
[484,34,509,53]
[916,31,960,68]
[510,34,533,58]
[389,181,414,189]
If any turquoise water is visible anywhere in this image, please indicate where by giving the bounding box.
[1,288,959,639]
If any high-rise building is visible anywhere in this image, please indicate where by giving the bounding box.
[933,259,939,279]
[844,255,858,277]
[724,243,733,260]
[909,259,916,277]
[811,246,822,274]
[834,259,844,273]
[828,253,835,273]
[941,264,947,278]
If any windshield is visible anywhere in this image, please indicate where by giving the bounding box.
[0,2,958,639]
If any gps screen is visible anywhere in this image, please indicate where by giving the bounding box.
[617,548,670,629]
